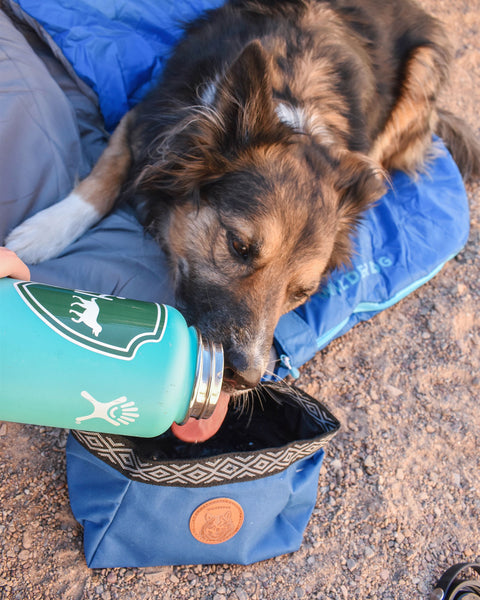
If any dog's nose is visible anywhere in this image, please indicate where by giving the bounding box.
[223,365,262,391]
[223,351,263,390]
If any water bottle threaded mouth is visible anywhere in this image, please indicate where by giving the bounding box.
[182,329,223,421]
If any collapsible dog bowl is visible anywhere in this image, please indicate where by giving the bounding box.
[66,383,340,568]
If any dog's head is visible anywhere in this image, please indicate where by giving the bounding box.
[137,41,385,392]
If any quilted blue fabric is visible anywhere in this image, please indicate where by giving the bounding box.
[16,0,224,130]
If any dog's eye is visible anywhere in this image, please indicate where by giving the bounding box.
[291,289,313,303]
[228,232,251,261]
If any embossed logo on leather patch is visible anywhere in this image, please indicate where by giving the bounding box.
[189,498,244,545]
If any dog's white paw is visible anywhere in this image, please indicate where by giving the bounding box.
[5,192,100,264]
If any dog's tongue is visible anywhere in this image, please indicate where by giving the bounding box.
[171,390,230,443]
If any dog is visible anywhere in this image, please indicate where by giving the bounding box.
[6,0,480,393]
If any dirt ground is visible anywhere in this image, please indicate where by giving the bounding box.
[1,1,479,598]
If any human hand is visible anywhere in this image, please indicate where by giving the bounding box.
[0,247,31,280]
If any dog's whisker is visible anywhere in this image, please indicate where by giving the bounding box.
[253,386,265,413]
[262,366,283,377]
[256,381,282,406]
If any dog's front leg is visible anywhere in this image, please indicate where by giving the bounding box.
[5,111,134,264]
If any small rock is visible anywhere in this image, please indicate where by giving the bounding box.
[235,588,248,600]
[385,385,403,398]
[145,571,169,584]
[434,301,447,315]
[417,581,430,594]
[106,572,117,584]
[364,546,375,559]
[364,455,375,469]
[0,423,7,436]
[346,558,357,571]
[425,424,436,433]
[331,458,342,471]
[22,531,33,550]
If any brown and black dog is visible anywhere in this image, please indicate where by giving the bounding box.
[7,0,480,392]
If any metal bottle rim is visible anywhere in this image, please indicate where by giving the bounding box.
[181,329,224,422]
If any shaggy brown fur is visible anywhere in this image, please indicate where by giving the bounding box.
[9,0,480,391]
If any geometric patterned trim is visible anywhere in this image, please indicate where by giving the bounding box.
[72,389,340,488]
[72,429,338,487]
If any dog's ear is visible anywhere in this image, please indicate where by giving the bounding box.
[327,153,386,271]
[214,39,280,152]
[135,40,283,201]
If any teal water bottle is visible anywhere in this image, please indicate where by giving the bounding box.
[0,279,223,437]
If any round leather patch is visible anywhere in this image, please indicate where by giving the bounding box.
[189,498,244,545]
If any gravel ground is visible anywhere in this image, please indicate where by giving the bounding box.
[1,1,479,598]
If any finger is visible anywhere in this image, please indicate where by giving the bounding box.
[0,247,31,280]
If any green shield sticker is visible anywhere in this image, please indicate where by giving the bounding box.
[15,282,166,360]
